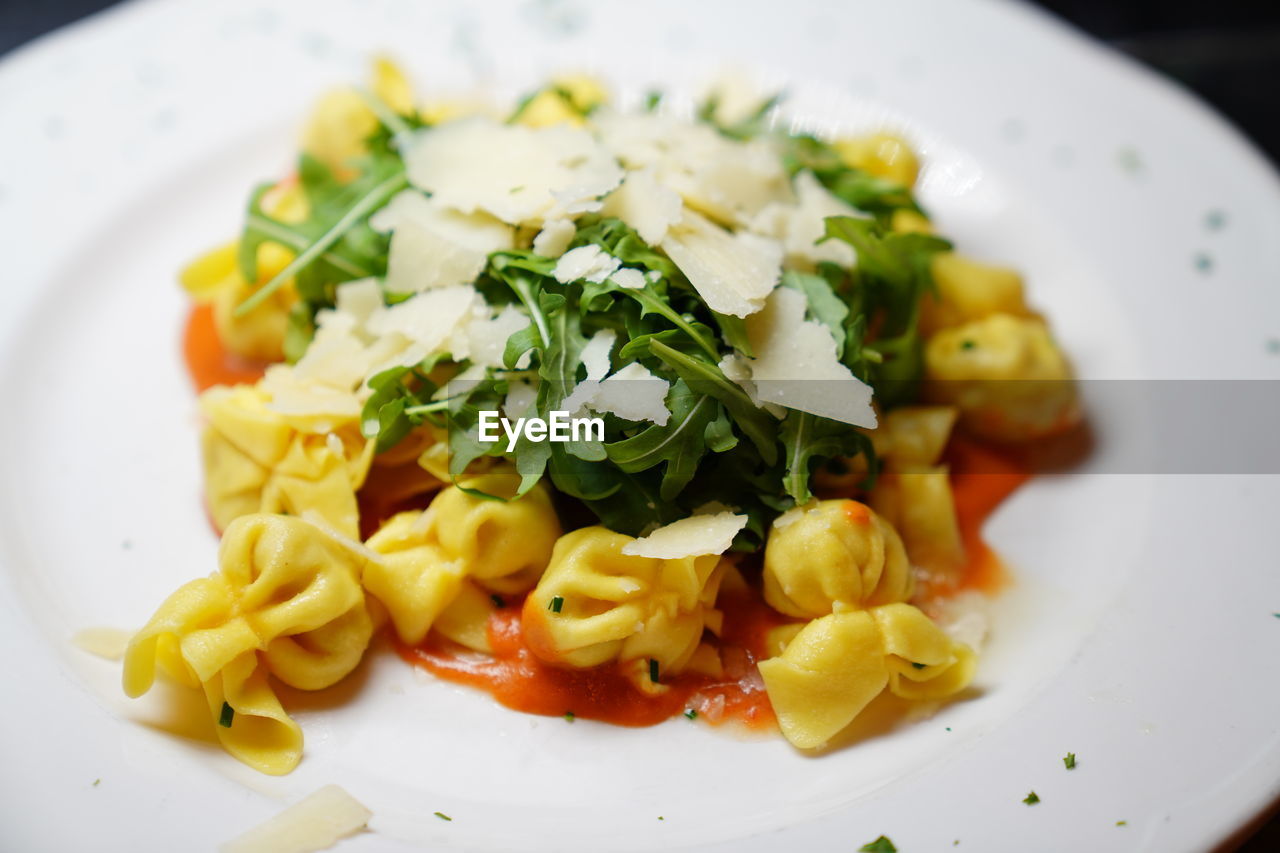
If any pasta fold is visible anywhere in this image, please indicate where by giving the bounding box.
[363,472,560,645]
[522,527,725,689]
[763,500,913,619]
[199,383,373,537]
[758,602,976,749]
[122,514,376,774]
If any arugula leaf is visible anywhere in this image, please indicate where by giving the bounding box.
[605,380,719,500]
[780,270,848,356]
[647,340,778,466]
[779,411,870,503]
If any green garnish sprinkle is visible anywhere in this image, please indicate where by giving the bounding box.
[218,702,234,728]
[1116,820,1127,826]
[434,811,452,821]
[1064,752,1076,769]
[564,711,575,722]
[549,595,564,613]
[859,836,897,852]
[1023,791,1040,805]
[911,661,927,670]
[93,779,101,787]
[960,339,977,350]
[490,594,505,608]
[684,709,698,720]
[649,658,660,684]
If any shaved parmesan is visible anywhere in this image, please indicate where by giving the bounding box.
[504,379,538,418]
[366,285,478,350]
[369,189,514,251]
[333,278,383,328]
[621,511,748,558]
[403,117,622,225]
[533,218,576,258]
[72,627,132,661]
[610,268,647,290]
[661,210,781,317]
[384,220,489,293]
[552,245,621,284]
[592,362,670,425]
[449,303,530,367]
[601,167,682,244]
[744,287,876,427]
[750,171,857,269]
[560,329,616,413]
[219,784,371,853]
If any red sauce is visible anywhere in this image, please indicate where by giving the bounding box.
[397,584,780,730]
[183,304,269,392]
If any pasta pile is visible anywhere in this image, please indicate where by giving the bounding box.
[121,62,1079,773]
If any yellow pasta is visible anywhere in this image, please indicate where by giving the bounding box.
[920,253,1029,334]
[363,473,560,645]
[833,133,920,187]
[925,312,1080,441]
[870,467,966,575]
[122,514,375,774]
[181,239,299,363]
[758,602,976,749]
[522,527,724,690]
[763,500,912,619]
[878,405,958,468]
[199,384,373,537]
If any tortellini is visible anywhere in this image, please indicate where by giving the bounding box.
[763,500,913,620]
[920,253,1030,335]
[925,313,1081,441]
[758,602,976,749]
[870,468,966,575]
[833,133,920,187]
[363,472,560,645]
[122,514,375,774]
[199,383,374,537]
[522,527,725,691]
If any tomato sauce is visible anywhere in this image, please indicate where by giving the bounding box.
[183,304,269,392]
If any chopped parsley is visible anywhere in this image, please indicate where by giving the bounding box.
[1063,752,1076,769]
[1023,791,1040,805]
[434,811,452,822]
[960,339,976,350]
[858,836,897,852]
[1116,820,1127,827]
[648,658,660,684]
[563,711,576,722]
[92,779,101,787]
[684,709,698,720]
[490,594,505,608]
[910,661,927,670]
[548,595,564,613]
[218,701,235,728]
[657,816,665,821]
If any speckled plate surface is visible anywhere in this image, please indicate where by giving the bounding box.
[1,1,1278,850]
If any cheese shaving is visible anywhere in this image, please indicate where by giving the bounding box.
[552,245,621,284]
[219,784,372,853]
[661,210,781,317]
[621,511,748,558]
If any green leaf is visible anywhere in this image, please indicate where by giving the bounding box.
[858,837,897,853]
[605,380,718,500]
[780,270,848,356]
[647,340,778,466]
[779,411,868,503]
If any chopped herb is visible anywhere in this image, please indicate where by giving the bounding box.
[658,816,665,821]
[549,595,564,613]
[564,711,575,722]
[1116,820,1127,827]
[434,811,452,822]
[859,836,897,852]
[1194,252,1213,273]
[684,709,698,720]
[490,594,505,608]
[93,779,101,787]
[509,185,525,194]
[1064,752,1076,769]
[218,701,235,728]
[648,658,660,684]
[960,339,976,350]
[1205,209,1226,231]
[911,661,927,670]
[1023,791,1040,805]
[1273,612,1280,618]
[946,727,952,731]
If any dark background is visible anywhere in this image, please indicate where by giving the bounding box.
[1,0,1277,850]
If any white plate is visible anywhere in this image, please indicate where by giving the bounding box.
[1,0,1278,850]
